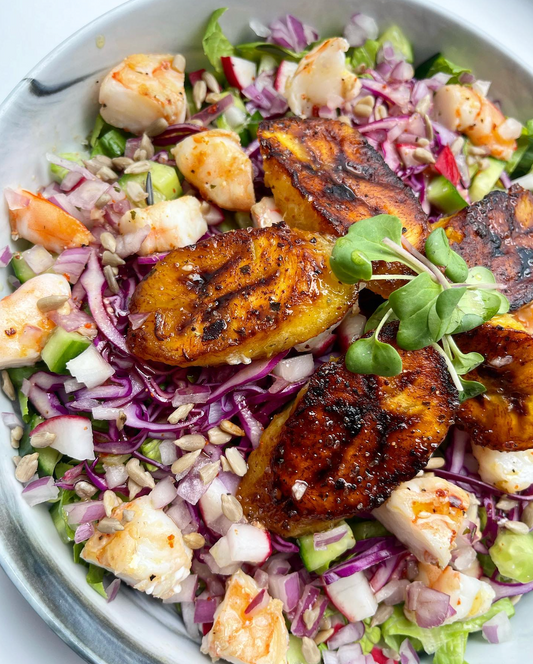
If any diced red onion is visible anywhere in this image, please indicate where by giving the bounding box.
[194,597,218,624]
[375,579,410,605]
[4,187,30,210]
[128,313,150,330]
[344,14,378,48]
[46,153,98,182]
[0,245,13,268]
[53,247,91,284]
[268,572,300,612]
[190,95,234,126]
[327,622,365,650]
[74,522,95,544]
[337,644,365,664]
[159,440,178,466]
[399,639,420,664]
[67,179,110,210]
[105,578,121,603]
[163,574,198,603]
[167,498,193,530]
[268,15,318,52]
[21,476,59,506]
[181,602,201,640]
[60,171,83,192]
[482,611,512,644]
[64,500,106,526]
[115,226,150,259]
[49,303,94,333]
[405,582,450,628]
[23,245,55,274]
[104,463,128,490]
[2,412,23,429]
[245,588,269,615]
[150,476,177,509]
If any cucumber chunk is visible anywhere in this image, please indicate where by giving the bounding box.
[298,520,355,573]
[469,157,506,202]
[427,176,468,214]
[11,253,36,283]
[38,446,62,477]
[350,519,390,541]
[287,636,306,664]
[41,327,91,374]
[119,162,181,207]
[99,129,127,158]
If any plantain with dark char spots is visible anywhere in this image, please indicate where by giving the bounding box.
[258,117,430,297]
[456,315,533,451]
[436,185,533,311]
[238,322,459,537]
[127,223,356,367]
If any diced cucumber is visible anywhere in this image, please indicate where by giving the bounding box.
[234,212,253,229]
[258,54,277,74]
[469,157,506,202]
[90,141,106,157]
[8,367,41,423]
[50,152,87,183]
[378,25,414,63]
[350,519,390,541]
[427,176,468,214]
[298,520,356,573]
[350,39,380,71]
[38,446,62,477]
[99,129,127,158]
[119,162,182,206]
[287,636,306,664]
[41,327,92,374]
[89,114,110,148]
[11,252,36,283]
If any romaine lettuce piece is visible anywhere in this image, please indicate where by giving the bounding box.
[490,529,533,583]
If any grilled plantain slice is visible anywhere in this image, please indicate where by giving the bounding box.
[127,223,356,367]
[258,117,429,297]
[437,185,533,311]
[238,322,459,537]
[456,315,533,451]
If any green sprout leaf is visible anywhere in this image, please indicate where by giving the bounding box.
[425,228,468,283]
[364,301,398,333]
[428,287,467,341]
[346,335,402,377]
[459,378,487,403]
[444,335,484,375]
[389,273,443,350]
[330,240,372,284]
[466,266,510,315]
[202,8,235,73]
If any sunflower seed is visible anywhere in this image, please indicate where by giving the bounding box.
[225,447,247,477]
[140,134,155,160]
[199,460,220,485]
[415,94,432,116]
[124,160,153,175]
[221,493,243,522]
[97,517,124,534]
[522,503,533,528]
[468,144,488,156]
[219,420,245,437]
[374,104,388,121]
[193,80,207,110]
[30,431,56,449]
[103,489,121,517]
[171,449,201,475]
[168,403,194,424]
[116,410,127,431]
[423,113,434,141]
[371,603,394,627]
[202,71,221,94]
[12,455,21,467]
[1,371,15,401]
[175,434,206,452]
[303,606,320,630]
[504,520,530,535]
[145,117,169,137]
[97,166,119,182]
[220,456,231,472]
[95,193,112,209]
[37,295,69,313]
[103,265,119,294]
[510,594,523,605]
[75,480,98,499]
[314,629,334,645]
[416,137,430,148]
[126,180,148,203]
[292,480,308,501]
[301,636,321,664]
[10,425,23,449]
[128,478,142,500]
[102,251,126,267]
[353,95,374,117]
[496,497,519,512]
[413,147,436,165]
[479,157,491,171]
[425,456,445,470]
[207,426,232,446]
[206,92,224,104]
[112,157,134,171]
[450,136,465,155]
[318,616,331,631]
[189,118,205,127]
[15,452,39,483]
[172,54,186,72]
[126,458,156,489]
[183,532,205,549]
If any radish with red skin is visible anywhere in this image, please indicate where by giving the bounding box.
[323,571,378,622]
[338,312,367,352]
[30,415,94,461]
[435,145,461,186]
[274,60,298,94]
[226,523,272,564]
[221,57,257,90]
[189,69,205,86]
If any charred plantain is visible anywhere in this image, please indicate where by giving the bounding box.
[238,322,459,537]
[127,223,356,367]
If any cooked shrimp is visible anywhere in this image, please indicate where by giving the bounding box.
[172,130,255,212]
[409,563,495,624]
[201,570,288,664]
[472,444,533,494]
[5,189,94,254]
[81,495,192,600]
[250,197,283,228]
[433,85,521,161]
[99,54,187,135]
[285,38,360,117]
[373,476,470,569]
[0,274,71,370]
[119,196,208,255]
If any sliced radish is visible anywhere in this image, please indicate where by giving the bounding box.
[221,56,257,90]
[199,477,229,525]
[324,571,378,622]
[274,61,298,95]
[338,311,367,352]
[31,415,94,461]
[397,144,420,168]
[209,535,241,573]
[226,523,272,564]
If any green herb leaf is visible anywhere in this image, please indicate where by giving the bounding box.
[428,287,467,340]
[330,241,372,284]
[445,336,484,375]
[425,228,468,283]
[86,564,108,599]
[459,378,486,402]
[236,41,304,62]
[345,214,405,261]
[414,53,471,83]
[466,266,510,315]
[364,301,398,332]
[389,273,443,350]
[345,335,402,377]
[202,8,235,73]
[506,119,533,177]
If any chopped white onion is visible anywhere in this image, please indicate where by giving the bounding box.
[104,463,128,489]
[150,476,177,509]
[66,344,115,389]
[482,611,513,644]
[23,245,55,274]
[159,440,178,466]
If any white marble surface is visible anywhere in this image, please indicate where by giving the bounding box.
[1,0,533,662]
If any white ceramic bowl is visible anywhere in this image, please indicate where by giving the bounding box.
[1,1,533,662]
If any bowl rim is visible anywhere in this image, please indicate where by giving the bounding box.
[0,0,531,662]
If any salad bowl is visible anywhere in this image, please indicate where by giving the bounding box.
[1,0,533,663]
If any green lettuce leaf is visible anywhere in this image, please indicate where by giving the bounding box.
[433,633,468,664]
[202,8,235,73]
[415,53,471,83]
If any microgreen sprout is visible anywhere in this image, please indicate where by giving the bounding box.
[330,214,510,400]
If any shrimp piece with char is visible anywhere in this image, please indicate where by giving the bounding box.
[81,496,192,601]
[99,54,187,135]
[5,189,94,254]
[433,84,521,161]
[201,570,288,664]
[373,476,471,569]
[172,129,255,212]
[119,196,208,255]
[0,274,71,370]
[285,38,360,117]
